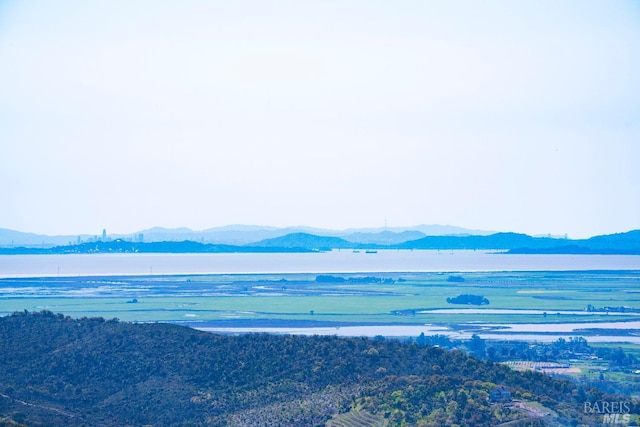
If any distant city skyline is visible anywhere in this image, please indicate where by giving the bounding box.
[1,1,639,239]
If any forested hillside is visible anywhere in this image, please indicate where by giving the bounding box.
[0,311,630,426]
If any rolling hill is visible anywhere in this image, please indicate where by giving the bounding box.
[0,311,620,426]
[250,232,354,250]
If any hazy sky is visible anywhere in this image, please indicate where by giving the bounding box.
[1,1,639,238]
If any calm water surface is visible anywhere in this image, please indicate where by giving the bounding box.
[197,323,640,344]
[1,251,639,278]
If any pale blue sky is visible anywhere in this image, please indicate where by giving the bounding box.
[1,1,639,238]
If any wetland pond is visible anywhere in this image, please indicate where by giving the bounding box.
[1,251,639,344]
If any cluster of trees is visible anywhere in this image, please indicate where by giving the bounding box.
[413,334,639,366]
[0,311,632,426]
[412,333,640,396]
[315,275,395,284]
[446,294,490,305]
[585,304,640,313]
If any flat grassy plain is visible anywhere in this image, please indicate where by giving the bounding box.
[0,271,639,339]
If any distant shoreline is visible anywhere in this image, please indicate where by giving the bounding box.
[1,253,639,280]
[1,229,639,255]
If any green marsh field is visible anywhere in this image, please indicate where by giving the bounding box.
[1,271,639,342]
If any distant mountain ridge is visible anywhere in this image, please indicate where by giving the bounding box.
[251,233,354,250]
[0,224,495,247]
[0,228,91,247]
[398,232,558,250]
[251,230,640,254]
[507,230,640,255]
[1,229,639,255]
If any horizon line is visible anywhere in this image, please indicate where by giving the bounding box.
[2,224,639,240]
